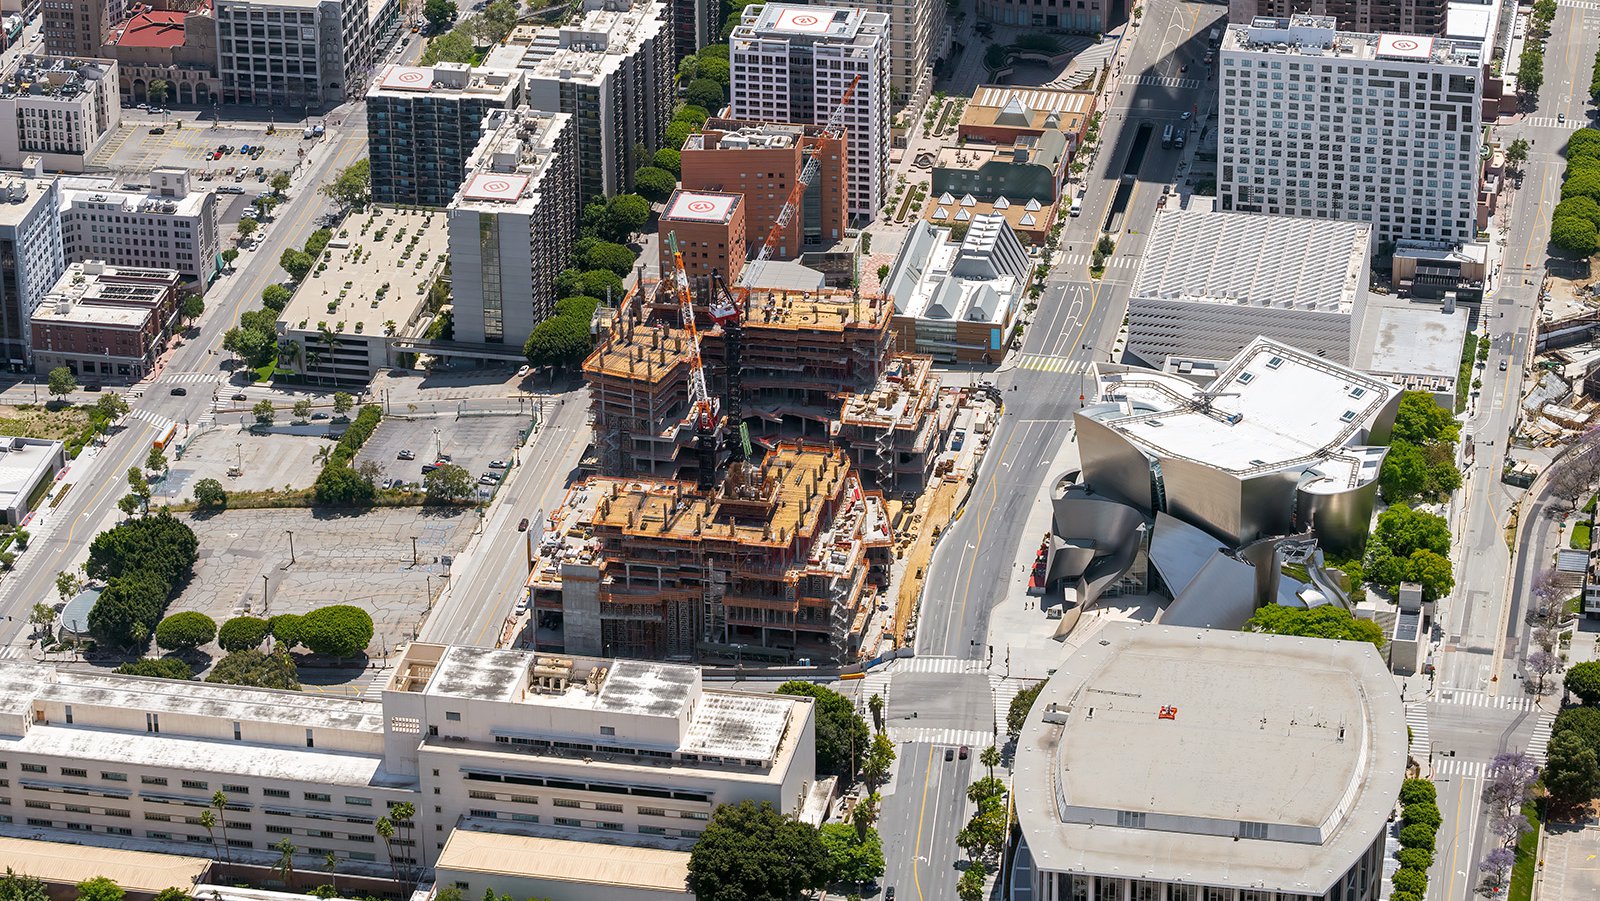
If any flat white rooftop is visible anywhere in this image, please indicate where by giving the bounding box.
[3,725,393,788]
[1015,622,1405,893]
[0,664,384,734]
[1086,337,1395,485]
[438,821,690,893]
[0,437,59,509]
[1132,210,1370,314]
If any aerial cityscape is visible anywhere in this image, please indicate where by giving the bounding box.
[0,0,1587,898]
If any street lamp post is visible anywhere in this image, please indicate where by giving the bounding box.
[262,574,271,616]
[411,536,418,566]
[286,529,295,565]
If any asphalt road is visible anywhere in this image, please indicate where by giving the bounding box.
[417,389,592,648]
[1426,4,1600,899]
[0,103,372,649]
[876,3,1224,899]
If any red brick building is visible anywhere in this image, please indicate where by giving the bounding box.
[659,190,747,286]
[680,119,847,260]
[31,262,181,381]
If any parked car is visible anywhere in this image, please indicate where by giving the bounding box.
[514,597,530,615]
[488,459,507,468]
[478,475,497,485]
[148,127,165,135]
[398,449,416,460]
[1499,359,1509,371]
[421,463,437,474]
[959,745,970,760]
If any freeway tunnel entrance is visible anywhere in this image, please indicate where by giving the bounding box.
[1103,122,1154,235]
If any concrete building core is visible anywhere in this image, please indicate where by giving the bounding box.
[1014,622,1405,901]
[529,441,894,663]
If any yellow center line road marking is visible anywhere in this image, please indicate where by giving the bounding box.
[912,745,934,901]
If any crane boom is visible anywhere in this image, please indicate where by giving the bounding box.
[665,231,715,431]
[708,74,862,325]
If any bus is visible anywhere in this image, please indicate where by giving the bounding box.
[1161,123,1175,147]
[153,423,176,451]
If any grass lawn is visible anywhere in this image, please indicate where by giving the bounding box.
[1508,801,1542,901]
[1572,521,1592,550]
[253,361,277,383]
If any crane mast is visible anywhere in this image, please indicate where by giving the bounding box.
[708,75,863,467]
[665,231,720,487]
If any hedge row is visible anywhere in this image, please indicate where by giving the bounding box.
[1392,777,1440,901]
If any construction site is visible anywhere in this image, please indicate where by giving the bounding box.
[518,76,975,665]
[589,279,955,493]
[528,442,894,663]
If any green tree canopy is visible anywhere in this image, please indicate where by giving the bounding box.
[1379,440,1429,502]
[312,463,375,505]
[298,605,375,658]
[218,616,270,652]
[1398,777,1437,806]
[1568,127,1600,163]
[206,649,301,691]
[579,241,638,277]
[1545,729,1600,808]
[653,147,682,175]
[633,166,678,204]
[155,612,217,651]
[47,366,76,398]
[1563,169,1600,202]
[1391,391,1460,445]
[0,868,49,901]
[181,293,205,320]
[269,613,304,649]
[423,0,457,30]
[776,681,870,777]
[114,657,192,680]
[687,801,829,901]
[686,78,725,110]
[1555,195,1600,228]
[665,120,693,151]
[1552,215,1599,256]
[1373,504,1451,558]
[1007,680,1045,737]
[320,159,372,208]
[193,478,227,510]
[424,463,475,502]
[1554,705,1600,745]
[75,877,124,901]
[262,283,293,312]
[603,194,651,242]
[279,249,314,281]
[524,298,599,369]
[1242,605,1386,648]
[1566,660,1600,705]
[421,29,476,65]
[819,823,884,887]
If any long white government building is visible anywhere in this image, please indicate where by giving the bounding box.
[0,643,816,879]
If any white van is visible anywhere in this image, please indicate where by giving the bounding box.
[1069,195,1084,217]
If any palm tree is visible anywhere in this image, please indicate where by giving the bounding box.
[272,837,296,888]
[375,816,397,882]
[980,744,1001,781]
[868,693,885,732]
[389,801,417,879]
[322,851,338,895]
[313,445,332,466]
[198,809,219,861]
[211,791,232,863]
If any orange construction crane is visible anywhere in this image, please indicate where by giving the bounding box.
[708,75,862,465]
[665,231,720,487]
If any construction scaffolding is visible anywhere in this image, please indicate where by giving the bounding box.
[532,442,894,664]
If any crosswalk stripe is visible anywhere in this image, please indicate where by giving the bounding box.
[1435,758,1486,779]
[1527,712,1555,765]
[1523,116,1585,130]
[161,372,220,384]
[1405,702,1430,759]
[884,727,994,748]
[1131,74,1202,90]
[1557,0,1599,10]
[129,409,177,430]
[1015,354,1090,374]
[1436,690,1537,711]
